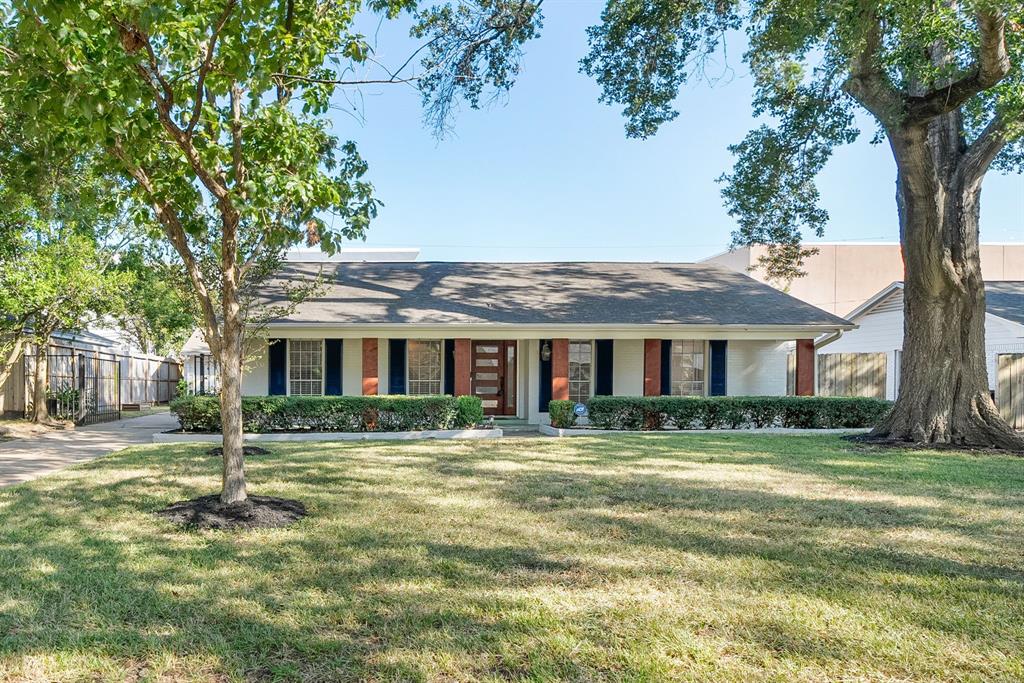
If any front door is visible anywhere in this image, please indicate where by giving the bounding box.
[472,341,517,416]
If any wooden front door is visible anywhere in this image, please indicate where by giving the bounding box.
[472,341,517,416]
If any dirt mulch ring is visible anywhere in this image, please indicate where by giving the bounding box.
[0,418,74,440]
[205,446,272,457]
[844,433,1024,457]
[155,495,306,530]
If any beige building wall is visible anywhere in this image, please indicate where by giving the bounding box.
[703,243,1024,316]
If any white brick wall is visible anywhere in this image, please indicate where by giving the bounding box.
[612,339,644,396]
[726,340,789,396]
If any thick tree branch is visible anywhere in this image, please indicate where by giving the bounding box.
[186,0,236,135]
[116,20,234,205]
[905,10,1011,121]
[230,82,246,197]
[959,112,1011,185]
[110,143,222,354]
[842,6,902,128]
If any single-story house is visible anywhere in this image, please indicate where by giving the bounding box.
[817,281,1024,400]
[186,261,855,423]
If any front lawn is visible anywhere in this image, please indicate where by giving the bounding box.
[1,435,1022,681]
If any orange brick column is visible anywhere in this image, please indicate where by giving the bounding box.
[362,338,379,395]
[551,338,569,401]
[644,339,662,396]
[795,339,815,396]
[454,338,472,396]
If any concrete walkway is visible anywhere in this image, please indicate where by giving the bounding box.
[0,412,177,488]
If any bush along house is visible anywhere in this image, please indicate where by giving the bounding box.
[185,261,855,424]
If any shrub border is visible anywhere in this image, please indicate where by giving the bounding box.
[550,395,891,431]
[153,428,503,444]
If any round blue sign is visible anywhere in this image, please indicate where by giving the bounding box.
[573,402,588,417]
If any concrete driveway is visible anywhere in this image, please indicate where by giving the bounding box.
[0,412,177,488]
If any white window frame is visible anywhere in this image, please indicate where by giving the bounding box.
[287,339,324,396]
[568,339,594,404]
[406,339,444,396]
[669,340,707,397]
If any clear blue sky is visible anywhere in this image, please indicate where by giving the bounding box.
[332,2,1022,262]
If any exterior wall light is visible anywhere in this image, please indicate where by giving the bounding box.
[540,341,552,362]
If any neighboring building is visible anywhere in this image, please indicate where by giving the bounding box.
[206,261,853,424]
[0,329,180,421]
[181,329,219,395]
[703,242,1024,316]
[817,281,1024,400]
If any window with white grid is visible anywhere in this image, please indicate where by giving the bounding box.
[407,340,442,395]
[289,340,323,396]
[670,340,705,396]
[569,340,592,404]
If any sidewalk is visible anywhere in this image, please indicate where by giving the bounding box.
[0,412,177,488]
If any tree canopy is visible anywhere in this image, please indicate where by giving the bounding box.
[582,0,1023,278]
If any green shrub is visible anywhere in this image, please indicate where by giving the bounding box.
[456,395,484,428]
[548,400,578,428]
[170,395,484,433]
[584,395,891,431]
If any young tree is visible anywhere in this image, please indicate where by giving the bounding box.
[4,0,541,504]
[8,231,129,423]
[113,245,196,356]
[582,1,1024,448]
[0,131,131,420]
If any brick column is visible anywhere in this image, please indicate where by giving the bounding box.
[644,339,662,396]
[551,338,569,401]
[795,338,815,396]
[362,338,378,395]
[454,338,472,396]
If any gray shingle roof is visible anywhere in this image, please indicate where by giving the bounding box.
[985,281,1024,325]
[257,261,852,328]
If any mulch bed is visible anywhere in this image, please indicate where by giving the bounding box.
[206,446,272,457]
[844,433,1024,456]
[155,495,306,530]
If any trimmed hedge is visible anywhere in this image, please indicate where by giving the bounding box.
[171,395,485,433]
[550,396,891,431]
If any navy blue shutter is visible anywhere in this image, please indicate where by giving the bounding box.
[709,340,728,396]
[268,339,287,395]
[660,340,672,396]
[594,339,614,395]
[388,339,407,394]
[539,339,552,411]
[324,339,343,395]
[443,339,455,395]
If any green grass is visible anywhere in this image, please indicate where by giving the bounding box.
[1,435,1022,682]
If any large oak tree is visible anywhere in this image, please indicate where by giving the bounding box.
[582,0,1024,448]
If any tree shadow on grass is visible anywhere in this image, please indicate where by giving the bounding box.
[3,436,1023,679]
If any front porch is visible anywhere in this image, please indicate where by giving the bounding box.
[240,334,819,424]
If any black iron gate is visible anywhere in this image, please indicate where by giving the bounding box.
[25,352,121,425]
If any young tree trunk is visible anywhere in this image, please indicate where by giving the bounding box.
[871,121,1024,450]
[0,335,26,394]
[218,316,247,504]
[31,341,50,424]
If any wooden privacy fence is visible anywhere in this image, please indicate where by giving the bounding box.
[817,352,887,399]
[0,343,181,420]
[120,354,182,406]
[996,354,1024,431]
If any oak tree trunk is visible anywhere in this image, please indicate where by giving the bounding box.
[218,318,247,503]
[31,342,50,424]
[871,118,1024,450]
